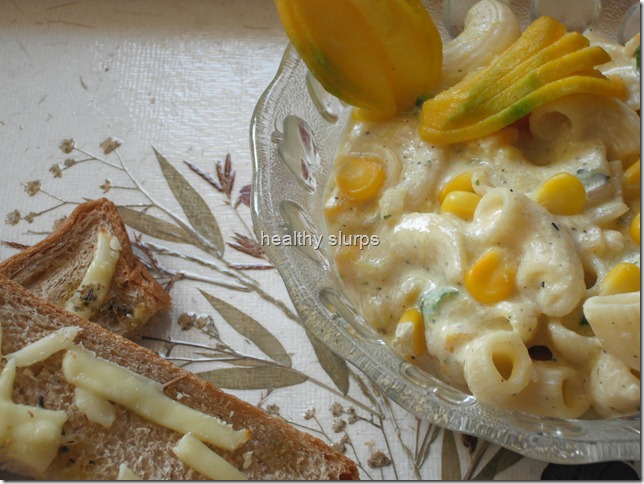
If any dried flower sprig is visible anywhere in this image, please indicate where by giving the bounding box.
[227,233,267,260]
[184,155,253,235]
[1,240,30,250]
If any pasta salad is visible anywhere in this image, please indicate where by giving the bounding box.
[323,0,640,419]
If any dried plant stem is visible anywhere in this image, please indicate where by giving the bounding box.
[140,257,250,292]
[32,200,74,218]
[341,437,374,480]
[143,335,380,417]
[141,240,300,322]
[229,263,274,270]
[369,392,399,480]
[463,439,491,480]
[231,202,253,236]
[40,190,70,205]
[285,418,327,438]
[110,185,140,191]
[415,420,439,470]
[74,147,123,170]
[379,393,419,479]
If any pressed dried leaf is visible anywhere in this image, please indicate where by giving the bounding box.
[474,447,524,480]
[153,147,224,256]
[117,206,195,245]
[198,366,307,390]
[199,289,291,366]
[441,429,462,480]
[461,433,478,454]
[307,329,350,395]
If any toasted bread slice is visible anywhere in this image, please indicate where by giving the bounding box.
[0,275,359,480]
[0,198,170,337]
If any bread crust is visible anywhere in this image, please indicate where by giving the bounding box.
[0,275,359,480]
[0,198,171,337]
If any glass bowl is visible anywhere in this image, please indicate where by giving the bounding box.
[250,0,640,464]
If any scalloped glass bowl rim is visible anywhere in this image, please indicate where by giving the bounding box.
[250,3,640,464]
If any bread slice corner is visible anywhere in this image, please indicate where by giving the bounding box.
[0,198,170,337]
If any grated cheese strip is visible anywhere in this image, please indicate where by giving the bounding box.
[62,347,250,451]
[0,359,68,474]
[172,433,247,480]
[64,230,120,319]
[117,463,143,480]
[74,386,116,428]
[5,326,81,367]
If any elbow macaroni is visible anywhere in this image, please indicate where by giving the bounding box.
[440,0,521,89]
[324,1,640,418]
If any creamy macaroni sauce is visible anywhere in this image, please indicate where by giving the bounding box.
[323,2,640,419]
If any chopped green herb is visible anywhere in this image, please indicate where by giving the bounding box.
[416,94,431,107]
[635,45,640,73]
[420,286,458,322]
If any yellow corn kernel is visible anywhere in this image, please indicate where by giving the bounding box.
[534,172,586,215]
[398,308,426,356]
[600,262,641,295]
[438,171,474,203]
[441,191,482,221]
[335,154,385,202]
[623,159,640,202]
[465,248,516,305]
[630,213,640,244]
